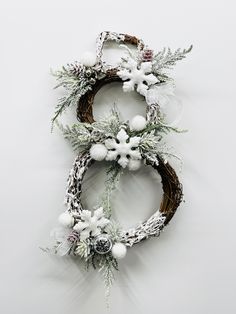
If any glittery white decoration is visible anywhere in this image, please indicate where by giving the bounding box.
[73,207,110,241]
[121,210,166,247]
[117,59,158,96]
[105,129,141,168]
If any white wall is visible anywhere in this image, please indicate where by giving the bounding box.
[0,1,236,313]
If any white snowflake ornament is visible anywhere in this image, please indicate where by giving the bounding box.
[105,128,142,169]
[73,207,110,241]
[117,58,158,96]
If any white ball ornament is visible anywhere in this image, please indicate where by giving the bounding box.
[90,144,108,161]
[111,243,127,259]
[58,212,74,227]
[130,115,147,131]
[80,51,97,67]
[128,159,141,171]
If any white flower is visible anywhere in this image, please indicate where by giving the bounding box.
[145,83,175,107]
[105,128,142,169]
[117,58,158,96]
[73,207,110,241]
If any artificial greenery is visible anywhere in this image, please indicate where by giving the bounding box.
[52,63,105,124]
[56,108,184,164]
[52,42,192,126]
[153,46,193,70]
[99,163,123,218]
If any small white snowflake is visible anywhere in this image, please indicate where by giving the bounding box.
[73,207,110,240]
[105,128,141,168]
[117,58,158,96]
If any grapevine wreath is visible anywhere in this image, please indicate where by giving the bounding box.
[45,31,192,294]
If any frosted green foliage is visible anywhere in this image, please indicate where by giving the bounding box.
[56,108,184,166]
[55,109,122,151]
[99,164,123,218]
[106,221,122,243]
[52,65,93,123]
[56,121,92,150]
[152,46,193,81]
[97,253,118,299]
[91,108,121,138]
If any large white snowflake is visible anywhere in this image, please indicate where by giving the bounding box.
[105,128,141,168]
[117,58,158,96]
[73,207,110,240]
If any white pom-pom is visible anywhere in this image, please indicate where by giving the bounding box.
[80,51,97,67]
[128,159,141,171]
[58,212,74,227]
[90,144,107,161]
[112,243,127,259]
[130,115,147,131]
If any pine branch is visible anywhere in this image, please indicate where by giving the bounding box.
[153,45,193,73]
[106,221,122,242]
[98,253,118,299]
[131,121,186,138]
[51,66,93,124]
[99,163,122,218]
[92,107,121,137]
[55,120,92,150]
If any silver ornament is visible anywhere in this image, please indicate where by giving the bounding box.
[93,234,112,254]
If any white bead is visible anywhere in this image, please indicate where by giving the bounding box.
[128,159,141,171]
[58,212,74,227]
[112,243,127,259]
[80,51,97,67]
[130,115,147,131]
[90,144,107,161]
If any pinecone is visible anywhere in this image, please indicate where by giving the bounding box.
[67,62,82,76]
[67,230,79,243]
[142,49,154,62]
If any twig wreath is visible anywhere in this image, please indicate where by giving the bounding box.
[45,31,192,296]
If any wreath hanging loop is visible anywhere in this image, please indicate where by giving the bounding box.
[96,31,145,66]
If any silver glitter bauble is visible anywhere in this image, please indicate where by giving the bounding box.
[93,234,112,255]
